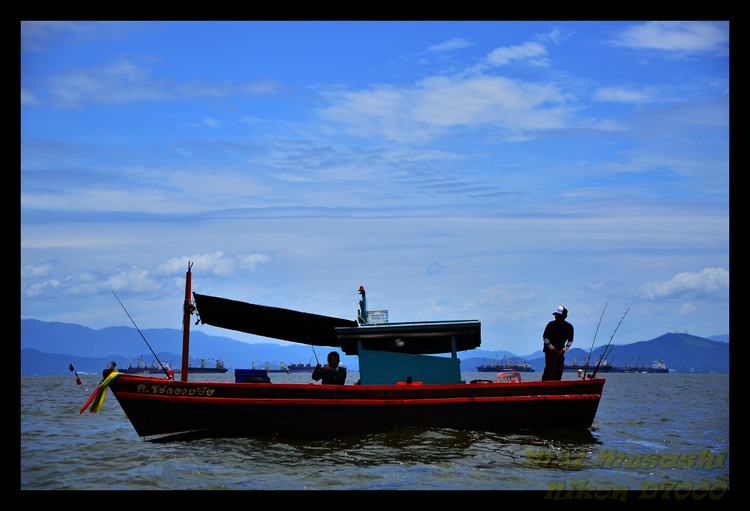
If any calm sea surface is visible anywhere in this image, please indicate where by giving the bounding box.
[21,371,730,496]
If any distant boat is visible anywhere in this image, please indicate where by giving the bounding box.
[286,361,316,372]
[121,356,228,374]
[187,358,228,374]
[477,356,534,372]
[260,361,316,373]
[563,356,613,373]
[266,363,291,373]
[266,359,316,373]
[612,358,669,373]
[121,356,173,375]
[650,359,669,373]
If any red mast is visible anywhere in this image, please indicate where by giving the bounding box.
[181,262,194,382]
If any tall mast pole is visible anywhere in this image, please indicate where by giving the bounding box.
[181,262,194,382]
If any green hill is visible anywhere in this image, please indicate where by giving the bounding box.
[600,332,729,374]
[463,332,728,375]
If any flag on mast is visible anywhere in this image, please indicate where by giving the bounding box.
[69,363,82,386]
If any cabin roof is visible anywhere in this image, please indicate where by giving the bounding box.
[335,320,481,355]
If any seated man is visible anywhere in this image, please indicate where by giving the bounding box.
[312,351,347,385]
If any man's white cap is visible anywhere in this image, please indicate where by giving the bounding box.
[553,306,565,315]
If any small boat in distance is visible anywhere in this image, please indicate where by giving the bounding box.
[186,358,228,374]
[121,356,173,374]
[611,358,669,373]
[92,264,606,442]
[286,360,316,372]
[122,357,228,374]
[563,356,613,373]
[477,356,535,372]
[266,358,316,373]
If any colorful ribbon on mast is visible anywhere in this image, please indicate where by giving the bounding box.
[79,370,123,414]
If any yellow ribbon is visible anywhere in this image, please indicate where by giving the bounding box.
[88,371,123,413]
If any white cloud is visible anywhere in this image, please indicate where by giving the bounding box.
[202,117,223,128]
[487,41,548,67]
[153,251,271,278]
[26,58,284,109]
[21,258,65,279]
[415,74,570,127]
[319,73,574,142]
[611,21,729,55]
[678,302,697,315]
[429,38,473,52]
[22,252,272,300]
[537,26,567,46]
[25,280,61,298]
[62,266,163,296]
[21,87,41,106]
[237,253,273,272]
[593,86,656,103]
[45,59,171,108]
[640,267,729,300]
[21,20,130,52]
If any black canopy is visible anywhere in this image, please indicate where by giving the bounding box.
[193,293,357,347]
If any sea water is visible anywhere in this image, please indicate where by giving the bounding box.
[20,371,730,496]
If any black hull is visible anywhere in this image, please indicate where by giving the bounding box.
[109,374,605,441]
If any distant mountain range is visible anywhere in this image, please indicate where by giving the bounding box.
[20,319,729,376]
[464,332,729,375]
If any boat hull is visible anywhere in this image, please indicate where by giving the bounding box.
[108,374,605,441]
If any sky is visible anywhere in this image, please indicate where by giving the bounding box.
[20,21,730,355]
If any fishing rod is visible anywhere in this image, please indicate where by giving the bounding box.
[112,290,173,380]
[301,317,320,372]
[591,307,629,378]
[595,325,622,375]
[583,302,608,379]
[311,344,320,365]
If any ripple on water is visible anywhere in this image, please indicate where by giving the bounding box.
[21,374,729,490]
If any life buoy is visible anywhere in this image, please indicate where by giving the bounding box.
[496,371,522,383]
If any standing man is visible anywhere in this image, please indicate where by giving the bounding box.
[542,306,574,381]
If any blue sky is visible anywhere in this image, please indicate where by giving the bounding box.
[20,21,729,354]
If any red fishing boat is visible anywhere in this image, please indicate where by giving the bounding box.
[86,264,606,441]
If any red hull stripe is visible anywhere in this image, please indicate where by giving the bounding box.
[114,391,601,406]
